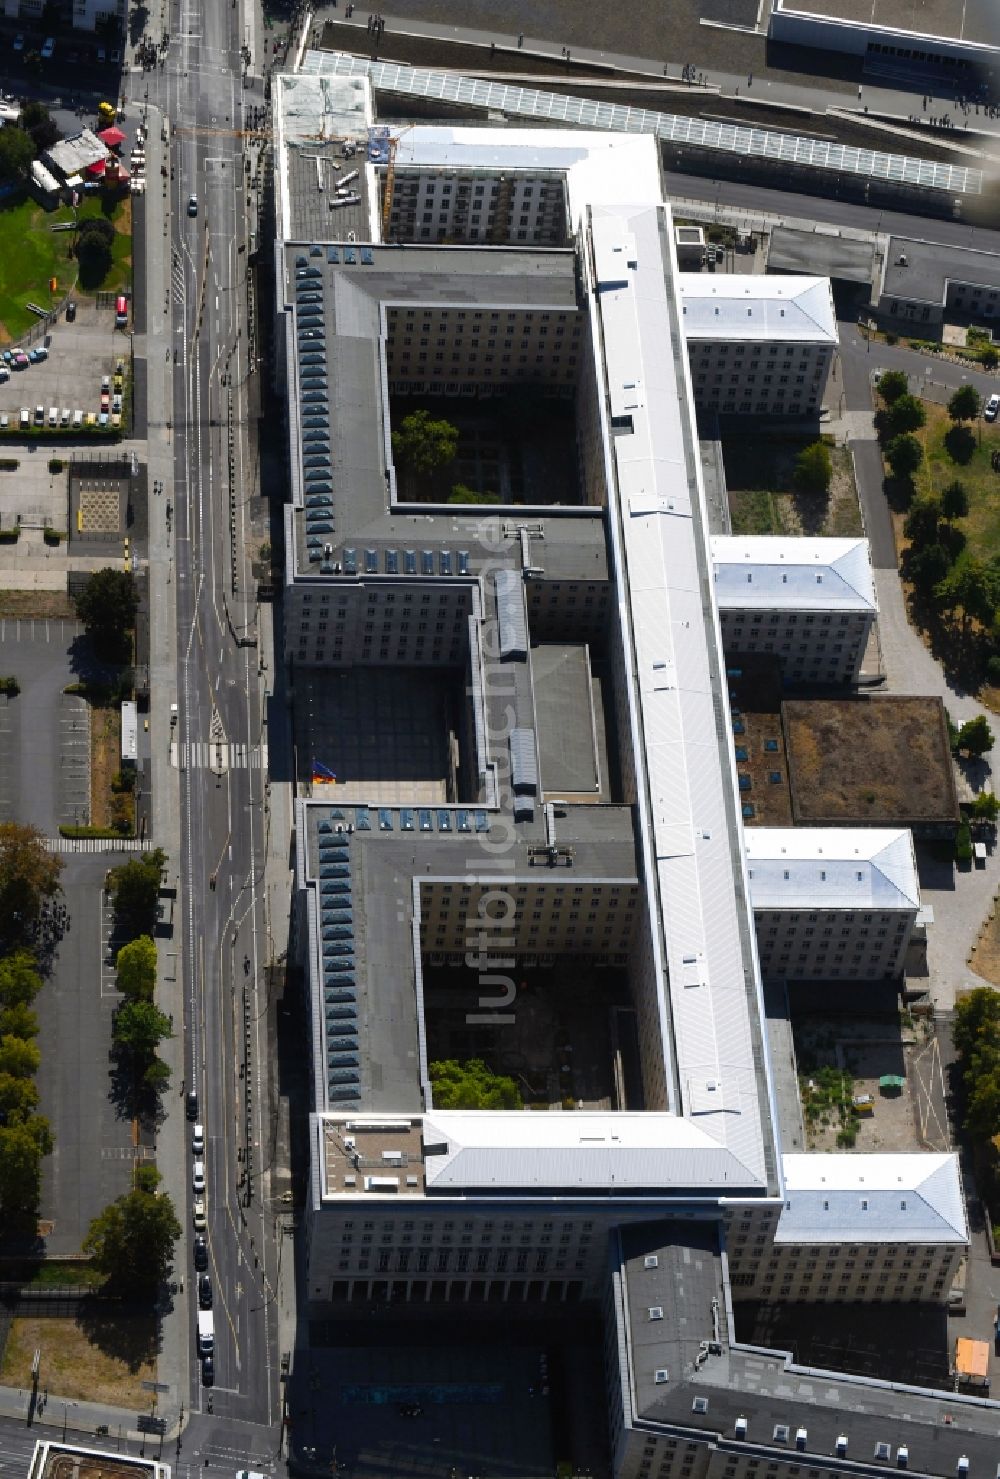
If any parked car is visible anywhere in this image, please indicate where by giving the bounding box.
[192,1160,206,1194]
[60,408,70,426]
[0,369,8,384]
[0,412,8,429]
[13,34,23,52]
[192,1122,204,1154]
[2,350,13,365]
[98,411,109,427]
[13,352,29,370]
[201,1355,214,1388]
[47,407,57,427]
[192,1198,206,1231]
[19,409,30,430]
[40,38,54,59]
[186,1090,199,1120]
[29,347,48,363]
[100,373,111,391]
[193,1235,208,1270]
[33,405,44,425]
[986,393,1000,423]
[187,195,198,216]
[198,1274,213,1309]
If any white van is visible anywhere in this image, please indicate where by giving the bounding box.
[47,407,58,427]
[196,1309,214,1355]
[72,409,83,429]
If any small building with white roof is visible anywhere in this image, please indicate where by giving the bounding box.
[712,535,877,685]
[745,827,919,980]
[679,273,837,417]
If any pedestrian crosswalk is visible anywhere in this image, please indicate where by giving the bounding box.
[171,741,268,772]
[45,837,152,854]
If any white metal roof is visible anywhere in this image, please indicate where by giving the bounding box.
[590,201,774,1190]
[744,828,920,912]
[421,1111,762,1190]
[711,536,877,613]
[679,274,837,344]
[778,1154,967,1245]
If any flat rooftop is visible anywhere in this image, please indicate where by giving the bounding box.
[772,0,1000,49]
[882,235,1000,308]
[530,643,603,798]
[783,696,959,829]
[767,226,875,285]
[28,1445,167,1479]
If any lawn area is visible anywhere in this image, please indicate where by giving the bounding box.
[0,191,132,345]
[723,435,862,538]
[912,400,1000,563]
[1,1312,157,1404]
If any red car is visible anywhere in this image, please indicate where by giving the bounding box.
[12,352,29,370]
[100,392,111,411]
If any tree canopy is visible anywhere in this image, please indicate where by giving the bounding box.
[391,410,459,486]
[429,1058,523,1110]
[953,713,995,757]
[0,1034,40,1080]
[792,441,832,496]
[877,370,908,404]
[113,999,172,1059]
[21,102,58,152]
[0,127,35,185]
[107,850,166,942]
[0,826,62,950]
[947,385,982,423]
[0,950,44,1009]
[940,479,970,520]
[883,393,926,438]
[83,1181,182,1295]
[115,935,157,1000]
[885,433,923,481]
[74,568,138,659]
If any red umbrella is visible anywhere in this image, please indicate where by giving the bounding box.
[98,126,125,147]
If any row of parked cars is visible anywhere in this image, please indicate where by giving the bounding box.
[12,33,121,66]
[0,345,50,382]
[187,1094,215,1387]
[0,360,126,432]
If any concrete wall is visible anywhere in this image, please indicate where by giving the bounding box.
[686,340,832,417]
[718,608,874,686]
[752,903,914,980]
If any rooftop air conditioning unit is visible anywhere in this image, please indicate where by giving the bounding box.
[647,1307,663,1321]
[654,1370,669,1385]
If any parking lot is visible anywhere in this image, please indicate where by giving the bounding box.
[0,297,130,437]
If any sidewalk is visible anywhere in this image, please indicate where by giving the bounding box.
[0,1384,179,1445]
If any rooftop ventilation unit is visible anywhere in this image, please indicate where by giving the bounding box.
[836,1437,848,1457]
[956,1462,969,1478]
[647,1307,663,1321]
[643,1255,659,1270]
[896,1451,908,1471]
[795,1429,807,1452]
[653,1370,669,1385]
[773,1427,789,1445]
[734,1417,747,1439]
[875,1443,891,1462]
[691,1398,708,1415]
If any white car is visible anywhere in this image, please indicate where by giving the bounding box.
[40,37,54,59]
[192,1198,207,1231]
[985,393,1000,423]
[192,1122,204,1154]
[192,1160,206,1194]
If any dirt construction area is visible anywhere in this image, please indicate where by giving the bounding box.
[0,1314,156,1406]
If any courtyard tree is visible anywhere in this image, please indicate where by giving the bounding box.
[0,950,44,1009]
[0,826,62,951]
[885,433,923,482]
[107,849,166,942]
[792,441,832,496]
[936,563,999,636]
[20,101,58,152]
[906,543,952,592]
[971,791,1000,822]
[83,1176,181,1295]
[948,385,982,423]
[390,410,458,491]
[940,479,970,520]
[0,1035,41,1080]
[0,1071,39,1124]
[0,1002,39,1042]
[75,216,115,291]
[429,1058,523,1111]
[112,999,172,1061]
[0,126,34,184]
[74,567,138,660]
[877,369,908,405]
[902,497,941,548]
[944,423,977,465]
[115,935,157,1000]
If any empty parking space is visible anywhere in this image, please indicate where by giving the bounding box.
[58,692,91,829]
[0,617,89,834]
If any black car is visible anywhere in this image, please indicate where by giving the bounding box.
[186,1090,198,1120]
[193,1236,208,1271]
[201,1354,214,1387]
[198,1274,213,1309]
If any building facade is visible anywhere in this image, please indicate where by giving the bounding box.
[679,275,837,418]
[712,537,877,686]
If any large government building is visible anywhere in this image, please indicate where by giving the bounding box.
[270,59,990,1479]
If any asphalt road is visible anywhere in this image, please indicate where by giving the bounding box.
[132,0,280,1446]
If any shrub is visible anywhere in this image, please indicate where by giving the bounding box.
[0,459,20,471]
[0,528,19,544]
[0,676,20,696]
[986,654,1000,687]
[956,820,973,863]
[47,458,64,474]
[792,441,832,495]
[877,369,908,404]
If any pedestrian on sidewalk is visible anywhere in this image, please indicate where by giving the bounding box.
[517,32,523,47]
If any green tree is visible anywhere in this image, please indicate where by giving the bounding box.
[953,985,1000,1061]
[877,369,909,404]
[937,563,999,634]
[448,484,494,505]
[0,127,35,184]
[965,1066,1000,1139]
[955,714,995,757]
[391,410,459,486]
[907,543,952,591]
[107,850,166,942]
[112,999,172,1059]
[0,1003,39,1041]
[143,1057,172,1093]
[115,935,157,1000]
[941,479,970,520]
[0,1035,41,1079]
[74,568,138,659]
[0,826,62,950]
[20,101,58,152]
[948,385,982,423]
[0,1121,44,1224]
[792,441,832,495]
[0,950,44,1009]
[0,1072,39,1124]
[983,347,999,371]
[429,1058,523,1110]
[944,423,977,465]
[83,1183,182,1294]
[884,393,926,438]
[971,791,1000,821]
[903,497,941,548]
[886,433,923,481]
[78,215,115,248]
